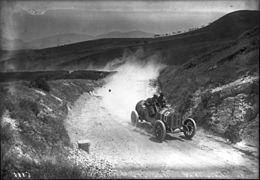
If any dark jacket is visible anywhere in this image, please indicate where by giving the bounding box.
[158,94,166,108]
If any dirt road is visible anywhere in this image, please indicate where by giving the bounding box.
[65,92,258,178]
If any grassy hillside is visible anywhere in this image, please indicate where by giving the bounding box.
[26,33,94,50]
[0,10,259,71]
[0,79,115,179]
[158,26,259,145]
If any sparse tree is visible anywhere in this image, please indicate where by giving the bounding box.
[154,34,160,38]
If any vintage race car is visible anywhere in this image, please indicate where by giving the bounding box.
[131,100,197,141]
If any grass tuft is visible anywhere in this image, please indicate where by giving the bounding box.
[29,77,51,92]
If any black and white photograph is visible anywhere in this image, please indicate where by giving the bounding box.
[0,0,259,179]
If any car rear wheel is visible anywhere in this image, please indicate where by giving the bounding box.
[154,120,166,141]
[131,111,139,126]
[183,118,197,139]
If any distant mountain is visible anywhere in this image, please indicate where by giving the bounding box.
[1,34,94,50]
[1,38,27,50]
[26,33,94,49]
[96,31,154,39]
[1,31,155,50]
[1,10,259,71]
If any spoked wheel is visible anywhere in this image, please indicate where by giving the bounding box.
[131,111,139,126]
[154,120,166,141]
[183,118,197,139]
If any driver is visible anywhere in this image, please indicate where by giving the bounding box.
[145,94,159,117]
[158,92,167,108]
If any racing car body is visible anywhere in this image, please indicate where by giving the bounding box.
[131,99,197,141]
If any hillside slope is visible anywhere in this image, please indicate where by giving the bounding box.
[0,10,259,71]
[0,79,115,179]
[96,30,154,39]
[1,31,154,50]
[25,33,94,49]
[158,26,259,146]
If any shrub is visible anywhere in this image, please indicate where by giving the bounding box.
[0,85,7,94]
[1,158,18,180]
[39,115,70,147]
[224,124,242,143]
[1,123,15,143]
[19,99,39,116]
[0,97,17,119]
[0,87,9,117]
[1,154,86,179]
[36,158,84,179]
[29,77,51,92]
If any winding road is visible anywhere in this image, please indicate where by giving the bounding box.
[65,91,258,178]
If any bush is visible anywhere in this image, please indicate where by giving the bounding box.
[19,99,39,116]
[36,158,84,179]
[39,115,70,147]
[29,77,51,92]
[224,124,242,143]
[0,97,17,119]
[1,123,15,143]
[1,154,86,179]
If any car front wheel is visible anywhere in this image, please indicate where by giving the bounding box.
[154,120,166,141]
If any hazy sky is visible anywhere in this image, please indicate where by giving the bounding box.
[1,0,259,41]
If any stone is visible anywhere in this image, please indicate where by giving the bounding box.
[77,139,91,153]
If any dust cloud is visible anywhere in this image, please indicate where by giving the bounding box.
[95,50,166,123]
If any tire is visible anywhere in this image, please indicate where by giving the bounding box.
[131,111,139,126]
[183,118,197,139]
[154,120,166,141]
